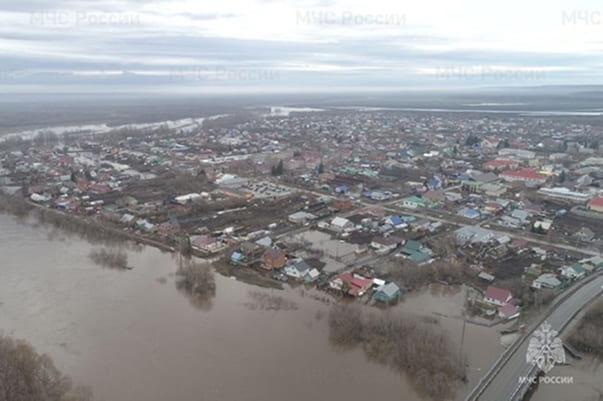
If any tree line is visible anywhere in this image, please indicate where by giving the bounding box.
[569,299,603,357]
[328,305,467,400]
[0,334,92,401]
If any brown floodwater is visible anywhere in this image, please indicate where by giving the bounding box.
[0,214,502,401]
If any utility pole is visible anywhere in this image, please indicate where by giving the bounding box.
[459,318,467,359]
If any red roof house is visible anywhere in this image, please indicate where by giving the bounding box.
[498,303,520,319]
[484,286,513,306]
[330,273,373,297]
[499,168,546,185]
[587,196,603,213]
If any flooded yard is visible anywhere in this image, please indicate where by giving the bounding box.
[0,215,413,401]
[0,214,521,401]
[288,230,356,271]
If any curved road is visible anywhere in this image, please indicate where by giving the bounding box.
[470,274,603,401]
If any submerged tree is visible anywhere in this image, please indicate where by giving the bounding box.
[89,248,129,269]
[0,334,93,401]
[328,305,467,400]
[175,258,216,310]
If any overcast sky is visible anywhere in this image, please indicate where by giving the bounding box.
[1,0,602,93]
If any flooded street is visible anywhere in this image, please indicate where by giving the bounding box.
[1,213,500,401]
[0,214,412,401]
[393,284,507,399]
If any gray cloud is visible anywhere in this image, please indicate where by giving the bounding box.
[0,0,601,92]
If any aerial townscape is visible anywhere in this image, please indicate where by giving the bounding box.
[2,1,603,399]
[1,102,603,400]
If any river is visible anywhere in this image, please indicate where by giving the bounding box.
[0,213,502,401]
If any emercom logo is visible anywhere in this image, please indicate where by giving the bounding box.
[526,321,566,373]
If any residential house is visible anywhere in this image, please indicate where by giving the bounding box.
[499,168,547,185]
[484,158,518,171]
[423,189,445,203]
[498,148,535,159]
[467,170,499,184]
[255,236,273,248]
[401,196,428,209]
[478,272,495,282]
[284,258,311,280]
[454,226,496,245]
[262,247,287,270]
[239,241,264,259]
[190,234,226,255]
[370,236,403,253]
[532,274,562,290]
[511,209,531,224]
[457,207,480,219]
[481,183,507,197]
[579,256,603,273]
[334,197,353,211]
[400,240,431,263]
[330,216,353,232]
[484,202,504,214]
[329,273,373,297]
[288,211,316,225]
[230,251,246,266]
[483,286,513,307]
[304,268,321,283]
[559,263,586,280]
[120,213,135,225]
[373,282,402,302]
[533,219,552,233]
[498,303,520,320]
[385,215,406,229]
[136,219,156,232]
[573,227,595,242]
[445,192,463,202]
[412,218,432,232]
[587,195,603,213]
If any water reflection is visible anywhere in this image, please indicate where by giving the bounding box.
[174,257,216,311]
[0,213,505,401]
[244,290,298,311]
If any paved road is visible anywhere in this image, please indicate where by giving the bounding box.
[471,274,603,401]
[279,181,601,257]
[378,203,600,256]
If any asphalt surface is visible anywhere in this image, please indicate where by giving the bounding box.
[474,275,603,401]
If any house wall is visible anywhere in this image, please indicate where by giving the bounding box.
[587,204,603,213]
[484,296,507,307]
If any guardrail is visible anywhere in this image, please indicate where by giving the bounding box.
[465,269,603,401]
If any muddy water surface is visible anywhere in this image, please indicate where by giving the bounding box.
[0,214,502,401]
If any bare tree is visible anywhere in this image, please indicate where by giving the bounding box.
[328,305,467,400]
[0,334,93,401]
[175,258,216,310]
[89,248,129,269]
